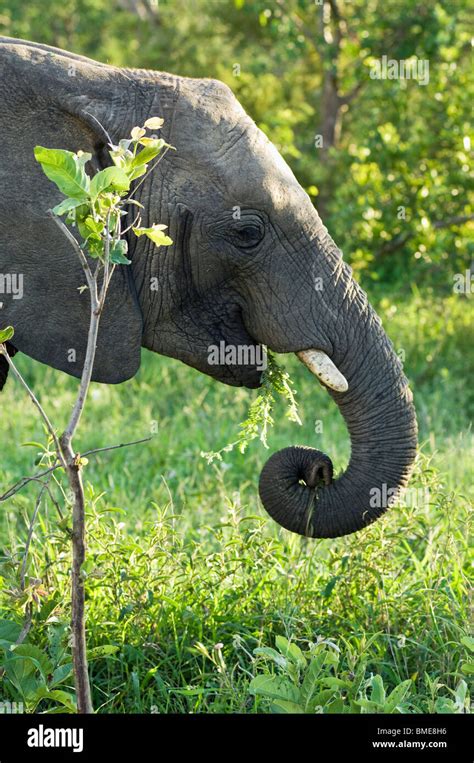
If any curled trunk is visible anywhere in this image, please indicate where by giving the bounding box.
[259,300,418,539]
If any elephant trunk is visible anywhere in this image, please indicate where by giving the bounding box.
[258,298,418,539]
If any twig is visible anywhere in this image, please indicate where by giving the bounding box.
[0,437,152,502]
[20,479,50,590]
[127,145,171,201]
[0,463,61,502]
[0,347,66,469]
[48,212,95,291]
[81,436,152,458]
[83,111,113,146]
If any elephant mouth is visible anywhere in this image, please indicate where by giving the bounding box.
[207,344,349,392]
[204,339,266,389]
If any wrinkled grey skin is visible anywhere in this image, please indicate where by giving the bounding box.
[0,38,417,539]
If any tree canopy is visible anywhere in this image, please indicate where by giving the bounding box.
[1,0,472,289]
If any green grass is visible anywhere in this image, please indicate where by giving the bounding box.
[0,291,472,713]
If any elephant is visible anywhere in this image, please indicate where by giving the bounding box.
[0,38,417,539]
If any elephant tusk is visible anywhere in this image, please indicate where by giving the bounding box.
[296,349,348,393]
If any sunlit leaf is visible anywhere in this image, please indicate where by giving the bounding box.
[34,146,90,199]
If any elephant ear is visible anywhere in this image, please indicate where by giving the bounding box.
[0,39,144,383]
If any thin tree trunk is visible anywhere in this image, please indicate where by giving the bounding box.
[60,437,93,714]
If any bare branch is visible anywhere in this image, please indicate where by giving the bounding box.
[81,436,153,458]
[48,211,96,293]
[0,465,62,503]
[0,347,66,469]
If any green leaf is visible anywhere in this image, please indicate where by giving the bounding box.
[322,576,338,598]
[35,687,77,712]
[271,698,305,714]
[253,647,288,670]
[52,197,85,216]
[131,140,165,168]
[320,677,351,689]
[454,679,468,706]
[249,674,300,703]
[87,645,119,660]
[371,675,386,706]
[460,662,474,675]
[275,636,306,668]
[385,680,413,712]
[354,698,382,712]
[84,217,104,237]
[34,146,90,199]
[89,166,130,197]
[86,238,104,259]
[300,654,327,708]
[127,165,148,182]
[50,663,73,687]
[0,326,14,343]
[461,636,474,653]
[110,240,131,265]
[3,657,42,700]
[133,224,172,247]
[326,697,346,713]
[0,618,21,647]
[11,644,53,679]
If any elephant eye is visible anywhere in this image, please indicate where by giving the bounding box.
[231,222,264,250]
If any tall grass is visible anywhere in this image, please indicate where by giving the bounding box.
[0,292,471,713]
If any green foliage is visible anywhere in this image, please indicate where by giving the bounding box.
[0,326,15,344]
[132,224,173,248]
[33,147,91,199]
[3,1,472,288]
[0,293,471,713]
[34,121,173,264]
[250,636,419,713]
[201,351,301,462]
[0,447,470,713]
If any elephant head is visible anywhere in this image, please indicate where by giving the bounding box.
[0,38,417,538]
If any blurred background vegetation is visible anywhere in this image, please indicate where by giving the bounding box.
[1,0,472,289]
